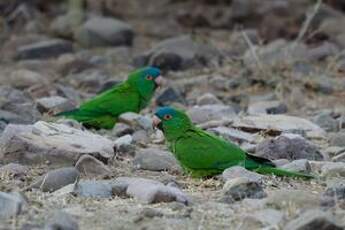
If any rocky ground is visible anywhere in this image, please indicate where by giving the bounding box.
[1,0,345,229]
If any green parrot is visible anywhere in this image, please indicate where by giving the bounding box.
[56,67,163,129]
[153,107,314,178]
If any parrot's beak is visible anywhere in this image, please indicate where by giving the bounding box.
[154,75,164,88]
[152,115,162,130]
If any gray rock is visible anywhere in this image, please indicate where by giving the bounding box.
[45,211,79,230]
[0,192,25,219]
[0,121,114,165]
[329,132,345,147]
[36,96,75,114]
[156,87,185,106]
[54,180,113,198]
[134,35,222,71]
[247,100,287,115]
[281,159,311,173]
[127,181,189,205]
[187,105,236,124]
[6,69,47,89]
[132,130,150,145]
[114,134,133,149]
[197,93,223,106]
[313,111,339,132]
[265,190,320,209]
[222,166,264,183]
[133,148,180,172]
[221,177,266,203]
[321,179,345,207]
[242,209,283,229]
[16,39,73,60]
[0,86,41,124]
[75,17,133,48]
[209,126,255,144]
[284,210,342,230]
[50,12,84,39]
[31,167,79,192]
[272,159,290,167]
[118,112,152,130]
[233,114,325,134]
[0,163,28,178]
[75,155,111,178]
[321,162,345,178]
[112,123,133,137]
[113,177,189,204]
[255,134,323,161]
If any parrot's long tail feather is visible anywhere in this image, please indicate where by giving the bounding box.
[54,109,80,117]
[255,167,316,179]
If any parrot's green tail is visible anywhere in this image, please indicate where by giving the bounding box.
[54,109,80,117]
[255,167,315,179]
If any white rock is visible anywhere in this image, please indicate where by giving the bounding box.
[0,122,114,165]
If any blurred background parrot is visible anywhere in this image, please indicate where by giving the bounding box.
[57,67,163,129]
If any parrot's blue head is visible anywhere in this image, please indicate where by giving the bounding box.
[153,106,192,141]
[128,66,163,100]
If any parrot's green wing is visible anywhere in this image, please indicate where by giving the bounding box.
[173,128,247,176]
[57,82,140,129]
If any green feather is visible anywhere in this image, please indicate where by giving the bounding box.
[155,107,315,179]
[56,67,160,129]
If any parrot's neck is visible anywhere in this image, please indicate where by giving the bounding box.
[164,124,194,142]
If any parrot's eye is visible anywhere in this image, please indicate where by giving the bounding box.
[163,114,172,120]
[146,75,153,80]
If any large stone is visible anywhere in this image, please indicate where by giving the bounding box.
[222,166,264,183]
[247,100,287,115]
[281,159,311,173]
[232,114,325,134]
[134,35,222,71]
[208,126,255,144]
[75,155,111,178]
[187,105,236,124]
[36,96,75,114]
[113,177,189,205]
[0,192,25,219]
[0,121,114,165]
[16,39,73,60]
[284,210,342,230]
[75,17,134,48]
[133,148,180,172]
[221,177,266,203]
[30,167,79,192]
[255,134,323,161]
[54,180,113,198]
[0,86,41,124]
